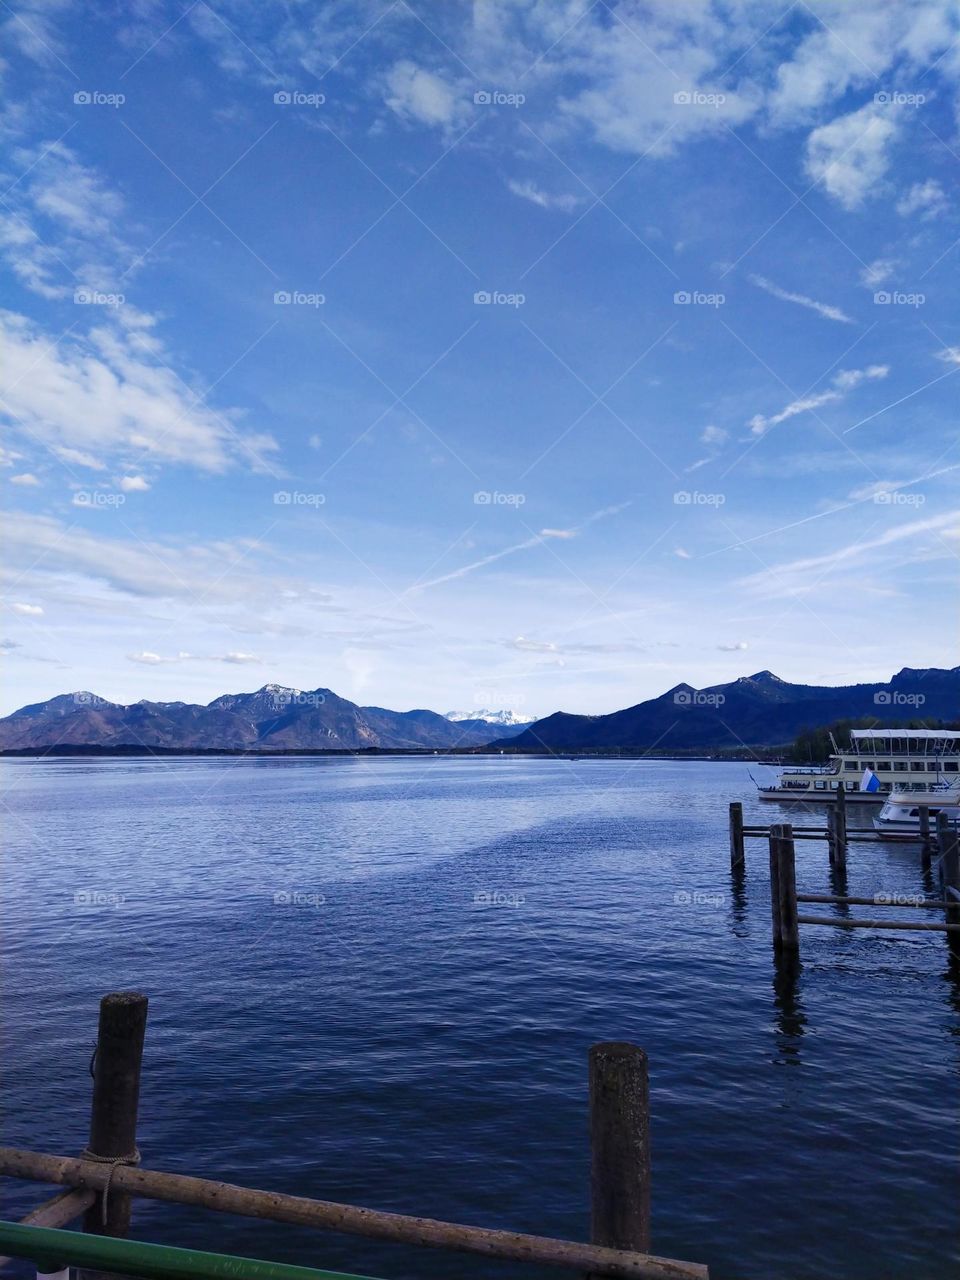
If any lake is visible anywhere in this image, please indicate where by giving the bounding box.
[1,755,957,1279]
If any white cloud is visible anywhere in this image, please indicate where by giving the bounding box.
[717,641,748,651]
[511,635,558,653]
[750,274,853,324]
[700,425,727,445]
[412,504,627,592]
[936,347,960,366]
[0,311,279,475]
[741,511,960,599]
[860,258,897,287]
[0,142,131,299]
[118,475,150,492]
[384,61,465,129]
[674,547,691,559]
[127,649,261,665]
[506,180,583,213]
[54,446,107,470]
[804,104,898,209]
[897,179,948,219]
[12,602,43,615]
[10,472,40,485]
[749,365,889,436]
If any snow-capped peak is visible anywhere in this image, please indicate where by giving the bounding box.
[445,708,535,726]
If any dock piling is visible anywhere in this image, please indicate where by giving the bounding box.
[729,802,744,869]
[83,991,148,1238]
[769,825,799,952]
[832,785,847,870]
[589,1042,651,1258]
[918,806,931,866]
[938,817,960,954]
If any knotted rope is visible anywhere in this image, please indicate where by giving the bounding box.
[79,1146,142,1225]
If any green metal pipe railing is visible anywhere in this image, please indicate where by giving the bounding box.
[0,1220,387,1280]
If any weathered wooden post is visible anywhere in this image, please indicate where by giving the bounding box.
[918,806,931,865]
[83,991,148,1239]
[729,802,745,869]
[939,819,960,955]
[826,808,837,867]
[833,784,847,870]
[589,1042,651,1259]
[770,824,799,952]
[769,827,783,947]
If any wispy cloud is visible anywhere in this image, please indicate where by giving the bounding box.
[859,258,897,288]
[897,179,947,220]
[410,502,630,593]
[749,274,853,324]
[749,365,888,437]
[127,650,262,665]
[507,180,583,213]
[740,511,960,599]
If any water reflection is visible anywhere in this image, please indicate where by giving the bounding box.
[729,858,747,927]
[771,951,805,1065]
[827,861,850,916]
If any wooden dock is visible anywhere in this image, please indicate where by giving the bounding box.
[0,993,709,1280]
[728,781,946,874]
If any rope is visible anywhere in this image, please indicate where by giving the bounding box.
[79,1147,142,1225]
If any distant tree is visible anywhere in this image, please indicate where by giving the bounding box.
[786,716,959,763]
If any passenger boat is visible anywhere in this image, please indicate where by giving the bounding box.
[756,729,960,803]
[872,781,960,834]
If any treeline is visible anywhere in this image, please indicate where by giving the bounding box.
[786,717,960,764]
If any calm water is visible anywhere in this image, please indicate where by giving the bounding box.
[2,756,958,1280]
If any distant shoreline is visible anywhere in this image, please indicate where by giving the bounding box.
[0,744,787,763]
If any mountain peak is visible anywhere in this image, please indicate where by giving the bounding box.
[743,670,783,684]
[445,708,535,726]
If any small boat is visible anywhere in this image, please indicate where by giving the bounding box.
[757,729,960,803]
[872,781,960,835]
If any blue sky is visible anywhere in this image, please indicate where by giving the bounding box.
[2,0,958,717]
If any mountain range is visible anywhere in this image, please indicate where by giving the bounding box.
[490,667,960,752]
[1,667,956,754]
[0,685,528,752]
[444,708,535,726]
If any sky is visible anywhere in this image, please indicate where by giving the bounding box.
[1,0,959,719]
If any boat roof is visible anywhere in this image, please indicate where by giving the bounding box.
[850,729,960,740]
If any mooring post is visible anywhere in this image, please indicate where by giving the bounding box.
[83,991,148,1239]
[589,1042,651,1260]
[935,812,949,880]
[729,801,745,869]
[918,806,931,864]
[939,820,960,954]
[770,824,799,952]
[826,808,837,867]
[769,827,783,947]
[834,784,847,870]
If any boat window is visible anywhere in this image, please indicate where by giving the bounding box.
[945,762,959,772]
[910,762,925,771]
[894,761,908,770]
[877,761,890,770]
[845,761,858,770]
[927,762,941,770]
[814,782,826,790]
[909,808,919,816]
